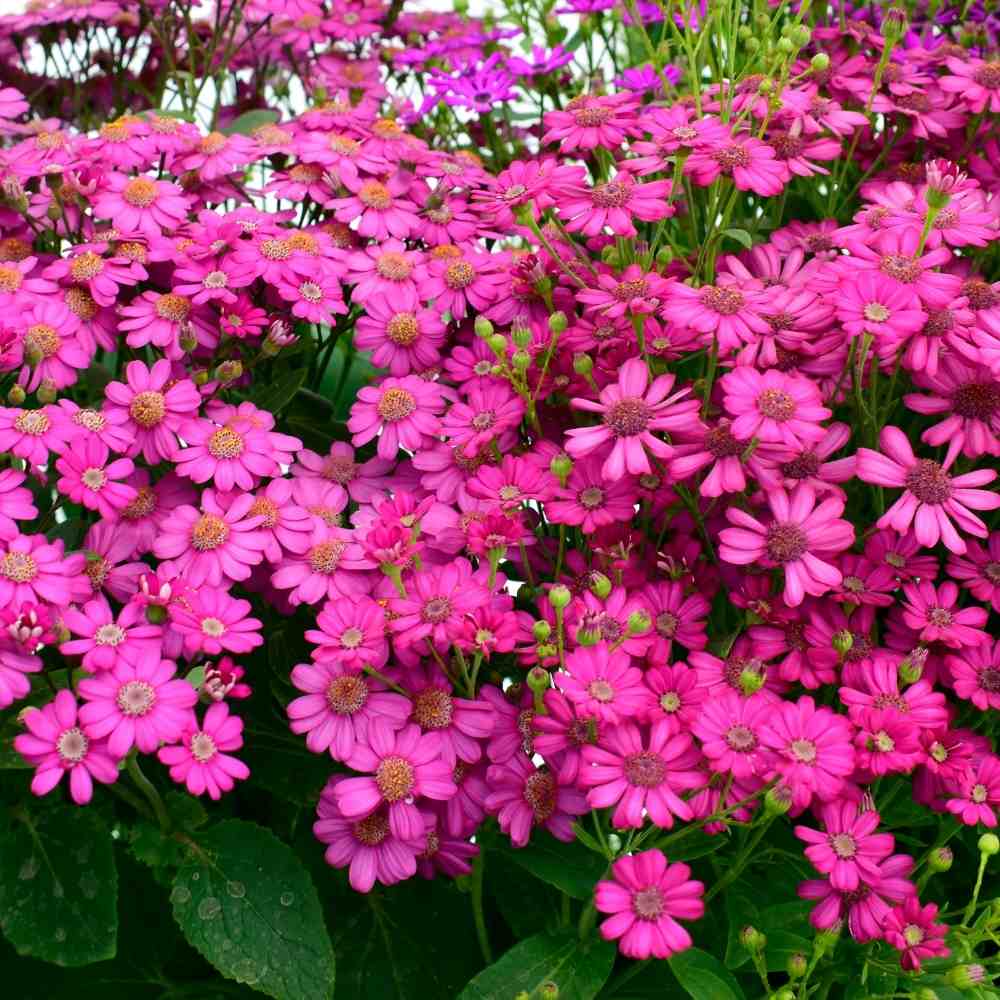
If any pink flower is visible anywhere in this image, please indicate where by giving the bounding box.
[900,580,988,648]
[423,251,507,321]
[721,367,830,448]
[579,721,701,829]
[667,282,769,352]
[834,269,927,342]
[883,898,950,972]
[329,173,420,240]
[288,661,410,760]
[947,640,1000,711]
[795,801,895,891]
[389,560,488,649]
[547,455,639,533]
[103,359,201,463]
[158,702,250,800]
[55,438,136,517]
[559,644,651,725]
[61,596,161,672]
[719,485,854,606]
[0,469,38,539]
[760,697,855,810]
[92,173,189,237]
[242,478,315,563]
[853,708,923,777]
[305,596,389,669]
[641,662,706,733]
[0,405,72,465]
[354,298,447,376]
[441,383,525,459]
[594,850,704,959]
[839,655,947,731]
[485,752,587,846]
[857,427,1000,554]
[78,658,198,757]
[153,490,268,588]
[314,776,423,892]
[0,634,41,710]
[691,690,771,779]
[686,134,787,196]
[14,690,119,805]
[541,93,640,151]
[940,57,1000,114]
[640,581,709,661]
[169,586,263,657]
[0,534,86,607]
[271,524,373,606]
[945,755,1000,827]
[566,358,699,478]
[276,263,348,324]
[348,376,445,460]
[576,265,671,319]
[17,297,91,392]
[336,721,457,841]
[177,130,255,180]
[558,172,673,237]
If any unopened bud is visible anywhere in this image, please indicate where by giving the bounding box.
[739,668,766,696]
[474,316,494,339]
[512,324,532,348]
[655,246,673,268]
[757,78,773,95]
[912,989,938,1000]
[533,620,552,642]
[627,611,651,635]
[550,454,572,483]
[536,643,557,659]
[745,36,760,52]
[527,666,550,694]
[776,37,794,54]
[786,953,807,979]
[146,604,168,625]
[606,832,622,853]
[765,784,793,815]
[572,353,593,376]
[192,368,210,386]
[487,334,508,357]
[577,626,601,647]
[831,629,854,656]
[36,379,58,403]
[791,25,811,47]
[512,350,531,372]
[6,385,25,405]
[811,52,830,72]
[740,925,765,952]
[946,964,986,990]
[899,657,923,685]
[928,846,953,872]
[548,311,567,335]
[214,359,243,383]
[978,833,999,856]
[538,981,559,1000]
[589,572,612,599]
[549,584,571,610]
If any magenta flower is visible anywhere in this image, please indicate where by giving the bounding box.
[641,662,706,733]
[691,690,771,779]
[719,485,853,606]
[541,93,640,151]
[579,721,701,829]
[485,752,587,847]
[78,658,197,758]
[169,586,263,657]
[947,640,1000,711]
[721,367,830,449]
[857,426,1000,554]
[566,358,699,478]
[558,172,673,238]
[795,802,895,892]
[853,707,923,777]
[158,702,250,800]
[92,173,189,238]
[55,438,136,518]
[668,282,769,352]
[0,534,86,607]
[423,251,507,321]
[314,776,423,893]
[834,269,927,342]
[947,534,1000,610]
[288,661,410,760]
[940,57,1000,114]
[594,850,704,959]
[559,644,652,725]
[945,756,1000,827]
[0,635,41,710]
[14,690,119,805]
[0,405,72,465]
[329,173,420,240]
[354,298,446,376]
[883,898,950,972]
[900,580,988,648]
[0,469,38,539]
[305,596,389,670]
[242,478,315,563]
[389,560,488,650]
[547,455,639,533]
[348,375,445,460]
[686,134,787,196]
[271,523,373,606]
[61,596,161,672]
[640,581,709,661]
[336,721,457,841]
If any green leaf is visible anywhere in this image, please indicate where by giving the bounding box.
[172,820,334,1000]
[669,948,747,1000]
[480,827,607,900]
[722,228,754,250]
[485,851,561,938]
[0,799,118,965]
[253,365,308,415]
[222,109,280,135]
[457,931,615,1000]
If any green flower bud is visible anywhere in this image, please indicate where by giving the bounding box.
[474,316,494,339]
[527,666,550,695]
[739,668,766,696]
[912,989,938,1000]
[146,604,168,625]
[757,78,773,95]
[899,657,923,685]
[811,52,830,72]
[536,643,557,660]
[214,359,243,383]
[978,833,999,856]
[928,846,953,872]
[487,334,508,357]
[606,832,622,853]
[538,982,559,1000]
[548,311,568,335]
[577,626,601,647]
[655,246,673,268]
[776,36,794,54]
[573,353,593,375]
[739,925,766,952]
[946,964,986,990]
[533,620,552,642]
[6,385,25,406]
[627,611,651,635]
[589,572,612,599]
[792,25,811,48]
[512,324,533,348]
[36,379,58,404]
[831,629,854,656]
[744,36,760,52]
[549,584,571,610]
[550,454,572,483]
[786,952,807,979]
[512,350,531,372]
[765,784,793,816]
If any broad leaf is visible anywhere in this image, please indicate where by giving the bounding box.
[222,109,280,135]
[172,820,334,1000]
[669,948,746,1000]
[0,799,118,966]
[457,931,615,1000]
[253,365,308,415]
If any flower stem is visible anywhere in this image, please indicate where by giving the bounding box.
[128,754,171,831]
[470,850,493,964]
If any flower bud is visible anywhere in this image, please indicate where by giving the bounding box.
[572,352,593,376]
[757,78,773,95]
[814,922,842,956]
[772,991,796,1000]
[831,629,854,656]
[899,656,923,685]
[536,642,557,660]
[538,982,559,1000]
[214,359,243,383]
[36,379,58,404]
[487,334,508,357]
[512,323,533,348]
[655,246,673,268]
[6,385,25,405]
[912,989,938,1000]
[474,316,494,339]
[550,454,572,483]
[765,783,793,816]
[549,584,571,610]
[627,611,651,636]
[882,7,908,41]
[928,846,953,872]
[146,604,168,625]
[739,668,766,696]
[776,36,794,54]
[533,620,552,642]
[192,368,210,386]
[589,572,612,599]
[606,832,622,853]
[548,311,567,336]
[811,52,830,72]
[600,245,618,266]
[791,25,811,47]
[946,964,986,990]
[577,626,601,647]
[739,925,766,952]
[512,350,531,372]
[527,666,550,695]
[978,833,999,856]
[744,36,760,52]
[786,952,807,979]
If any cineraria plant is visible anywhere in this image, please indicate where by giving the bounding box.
[2,1,1000,1000]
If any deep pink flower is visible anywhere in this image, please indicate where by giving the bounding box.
[900,580,988,648]
[61,596,161,673]
[305,596,389,669]
[158,702,250,800]
[0,534,87,607]
[348,376,445,461]
[389,560,488,649]
[271,523,374,606]
[566,358,699,478]
[641,662,706,733]
[947,640,1000,711]
[14,690,119,805]
[668,282,769,352]
[594,850,704,959]
[945,756,1000,827]
[691,690,771,779]
[883,897,950,972]
[92,173,189,237]
[853,707,923,777]
[721,367,830,448]
[541,93,640,151]
[55,438,136,517]
[559,644,651,725]
[78,658,197,757]
[354,298,447,376]
[795,802,894,891]
[169,586,263,657]
[0,469,38,539]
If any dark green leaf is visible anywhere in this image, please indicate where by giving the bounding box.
[722,228,754,250]
[222,109,280,135]
[254,366,308,416]
[457,931,615,1000]
[669,948,746,1000]
[723,890,758,969]
[172,819,334,1000]
[485,850,562,938]
[0,799,118,966]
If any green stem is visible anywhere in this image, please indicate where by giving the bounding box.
[128,754,171,831]
[470,850,493,964]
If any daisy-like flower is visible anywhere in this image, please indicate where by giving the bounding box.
[558,172,673,238]
[667,282,769,352]
[546,455,639,533]
[336,721,457,841]
[44,246,146,307]
[77,658,198,758]
[853,707,923,777]
[0,534,86,607]
[900,580,988,648]
[940,57,1000,114]
[594,850,705,959]
[795,801,894,892]
[169,586,262,657]
[61,596,161,673]
[103,359,201,464]
[354,298,446,376]
[835,269,927,343]
[579,721,702,829]
[288,661,411,760]
[839,654,948,731]
[559,644,651,725]
[117,291,198,356]
[329,173,421,240]
[0,405,72,465]
[686,133,787,196]
[541,92,640,151]
[158,702,250,800]
[176,130,255,180]
[883,898,950,973]
[313,777,423,893]
[642,662,706,733]
[0,469,38,539]
[55,438,136,518]
[306,596,389,669]
[691,690,771,779]
[856,427,1000,554]
[276,263,348,324]
[485,753,587,847]
[566,358,699,478]
[92,173,189,237]
[640,581,709,661]
[441,383,524,459]
[348,376,445,461]
[175,415,291,493]
[423,251,507,321]
[577,264,672,320]
[16,298,90,392]
[171,256,243,306]
[241,478,315,563]
[153,489,268,588]
[389,559,487,649]
[271,523,373,605]
[721,367,830,448]
[760,697,855,811]
[15,690,119,805]
[946,641,1000,711]
[344,240,426,309]
[718,485,854,606]
[945,756,1000,827]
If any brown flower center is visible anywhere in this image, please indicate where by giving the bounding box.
[632,886,665,920]
[880,254,921,284]
[604,397,652,436]
[766,522,808,563]
[353,813,390,845]
[411,688,454,730]
[57,727,89,763]
[757,388,796,421]
[377,388,416,422]
[190,731,216,762]
[623,750,666,788]
[191,513,230,551]
[309,540,346,574]
[325,675,368,715]
[375,755,415,801]
[523,770,557,822]
[904,459,952,504]
[208,426,245,459]
[386,313,420,346]
[129,390,166,428]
